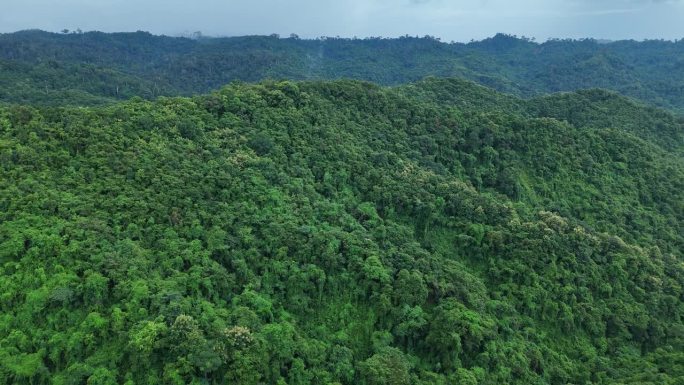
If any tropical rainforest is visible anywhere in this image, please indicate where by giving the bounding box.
[0,31,683,385]
[2,30,684,112]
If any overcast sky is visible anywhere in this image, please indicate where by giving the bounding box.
[1,0,683,42]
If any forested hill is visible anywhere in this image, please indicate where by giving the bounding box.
[2,30,684,112]
[1,79,683,384]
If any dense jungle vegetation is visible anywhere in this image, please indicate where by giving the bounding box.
[1,77,683,384]
[1,30,684,112]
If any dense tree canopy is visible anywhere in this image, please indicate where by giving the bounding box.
[1,31,684,112]
[1,79,682,384]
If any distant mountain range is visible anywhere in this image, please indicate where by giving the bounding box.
[1,30,684,112]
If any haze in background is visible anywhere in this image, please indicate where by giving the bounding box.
[1,0,683,41]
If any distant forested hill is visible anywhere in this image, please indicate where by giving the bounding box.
[1,78,682,384]
[1,30,684,111]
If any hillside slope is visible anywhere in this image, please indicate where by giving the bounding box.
[1,31,684,112]
[1,79,682,384]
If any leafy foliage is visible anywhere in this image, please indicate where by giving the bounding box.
[2,31,684,112]
[1,78,682,384]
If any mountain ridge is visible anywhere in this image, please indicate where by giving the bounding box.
[1,78,682,384]
[2,30,684,113]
